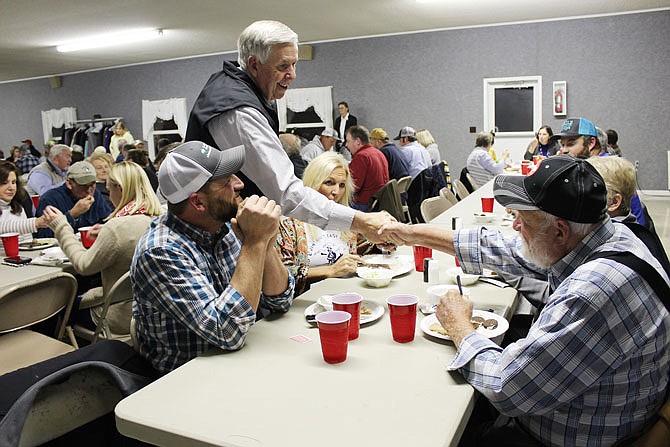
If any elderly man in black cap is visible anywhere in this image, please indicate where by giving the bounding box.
[378,155,670,446]
[131,141,294,374]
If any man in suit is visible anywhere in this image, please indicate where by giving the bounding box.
[334,101,357,161]
[334,101,357,141]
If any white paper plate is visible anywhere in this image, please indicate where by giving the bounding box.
[304,300,384,326]
[357,254,414,278]
[420,310,509,341]
[19,238,56,251]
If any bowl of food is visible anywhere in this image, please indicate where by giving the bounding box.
[359,268,394,288]
[473,212,495,224]
[445,267,479,286]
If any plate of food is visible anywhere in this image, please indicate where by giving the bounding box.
[357,254,414,278]
[304,300,384,326]
[19,238,56,251]
[420,310,509,341]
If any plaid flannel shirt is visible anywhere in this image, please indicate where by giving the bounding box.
[451,220,670,446]
[131,213,294,374]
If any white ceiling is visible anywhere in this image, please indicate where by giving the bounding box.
[1,0,668,83]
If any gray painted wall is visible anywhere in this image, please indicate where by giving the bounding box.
[1,10,668,189]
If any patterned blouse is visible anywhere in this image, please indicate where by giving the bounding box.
[275,216,375,295]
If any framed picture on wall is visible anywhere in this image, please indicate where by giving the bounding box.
[552,81,567,116]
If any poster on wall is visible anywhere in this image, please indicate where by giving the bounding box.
[552,81,567,116]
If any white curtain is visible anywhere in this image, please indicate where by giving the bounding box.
[41,107,77,143]
[141,98,188,141]
[277,86,333,130]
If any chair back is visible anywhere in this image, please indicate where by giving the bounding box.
[452,179,470,200]
[439,187,459,207]
[465,172,480,191]
[396,176,412,193]
[421,196,453,222]
[0,272,77,339]
[406,162,449,223]
[369,179,406,223]
[92,272,132,342]
[459,166,477,193]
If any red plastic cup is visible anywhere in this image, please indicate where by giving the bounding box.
[481,197,494,213]
[386,294,418,343]
[413,246,433,272]
[1,232,20,257]
[521,160,532,175]
[30,195,39,209]
[79,226,95,248]
[533,155,543,165]
[315,311,352,364]
[332,292,362,340]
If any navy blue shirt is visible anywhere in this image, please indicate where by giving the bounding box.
[379,143,410,180]
[36,184,113,238]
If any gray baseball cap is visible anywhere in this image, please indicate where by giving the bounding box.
[158,141,245,204]
[67,161,97,185]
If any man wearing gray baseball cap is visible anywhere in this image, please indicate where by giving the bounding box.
[376,155,670,445]
[35,160,113,238]
[131,141,295,374]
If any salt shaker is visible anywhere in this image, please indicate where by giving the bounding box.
[428,259,440,284]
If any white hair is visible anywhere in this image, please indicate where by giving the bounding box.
[534,209,600,237]
[48,144,72,159]
[237,20,298,70]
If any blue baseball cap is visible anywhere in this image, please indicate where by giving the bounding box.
[551,117,598,140]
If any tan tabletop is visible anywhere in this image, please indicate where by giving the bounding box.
[0,244,70,289]
[115,239,518,447]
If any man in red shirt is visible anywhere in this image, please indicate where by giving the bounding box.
[346,125,389,211]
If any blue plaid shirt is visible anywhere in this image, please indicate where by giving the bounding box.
[451,220,670,446]
[131,213,294,374]
[15,154,40,175]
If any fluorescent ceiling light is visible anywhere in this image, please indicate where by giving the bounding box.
[56,28,163,52]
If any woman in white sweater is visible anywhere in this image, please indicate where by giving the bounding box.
[0,161,48,240]
[42,161,163,336]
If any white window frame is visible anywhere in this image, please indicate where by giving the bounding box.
[483,76,542,137]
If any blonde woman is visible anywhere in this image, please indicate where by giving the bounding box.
[109,122,134,160]
[275,152,375,295]
[415,128,441,165]
[42,162,163,336]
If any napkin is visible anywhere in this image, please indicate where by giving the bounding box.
[30,256,67,267]
[31,247,70,266]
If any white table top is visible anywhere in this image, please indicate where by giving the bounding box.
[115,189,520,447]
[431,180,513,231]
[0,245,69,289]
